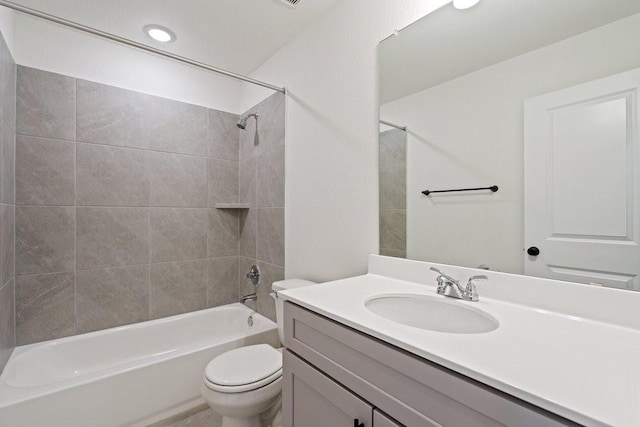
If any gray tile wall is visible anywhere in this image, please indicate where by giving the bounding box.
[238,93,286,322]
[13,66,289,345]
[0,29,16,373]
[379,129,406,258]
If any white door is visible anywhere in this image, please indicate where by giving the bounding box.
[524,68,640,290]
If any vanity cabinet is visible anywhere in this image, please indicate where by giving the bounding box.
[282,302,579,427]
[283,350,373,427]
[283,350,401,427]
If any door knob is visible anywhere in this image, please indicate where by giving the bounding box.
[527,246,540,256]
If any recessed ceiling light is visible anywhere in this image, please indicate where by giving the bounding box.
[143,25,176,43]
[453,0,481,10]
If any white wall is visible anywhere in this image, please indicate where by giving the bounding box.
[242,0,451,282]
[13,13,247,113]
[381,13,640,274]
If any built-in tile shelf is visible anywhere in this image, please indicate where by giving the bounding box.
[214,203,251,209]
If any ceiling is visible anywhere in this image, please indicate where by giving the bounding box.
[380,0,640,104]
[10,0,340,75]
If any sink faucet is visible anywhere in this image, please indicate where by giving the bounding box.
[430,267,486,302]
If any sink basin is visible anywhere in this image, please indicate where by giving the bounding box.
[365,294,499,334]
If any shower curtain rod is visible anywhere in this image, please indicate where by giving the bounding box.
[0,0,286,94]
[379,120,407,131]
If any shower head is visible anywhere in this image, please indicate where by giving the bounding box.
[237,113,258,130]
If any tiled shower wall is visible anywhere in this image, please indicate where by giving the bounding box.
[0,30,16,372]
[14,65,285,345]
[237,94,285,322]
[379,129,406,258]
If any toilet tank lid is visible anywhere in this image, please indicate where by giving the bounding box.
[272,279,316,292]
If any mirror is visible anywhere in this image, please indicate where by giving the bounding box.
[378,0,640,291]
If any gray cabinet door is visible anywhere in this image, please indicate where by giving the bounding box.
[373,410,402,427]
[283,349,373,427]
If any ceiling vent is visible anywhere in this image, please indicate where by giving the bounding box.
[280,0,302,7]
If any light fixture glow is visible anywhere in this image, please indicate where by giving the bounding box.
[144,25,176,43]
[453,0,481,10]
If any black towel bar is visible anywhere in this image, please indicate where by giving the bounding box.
[422,185,498,196]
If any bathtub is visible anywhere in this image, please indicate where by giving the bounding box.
[0,303,279,427]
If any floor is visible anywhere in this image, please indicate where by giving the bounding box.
[148,404,222,427]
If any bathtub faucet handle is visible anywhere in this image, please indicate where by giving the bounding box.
[247,265,261,287]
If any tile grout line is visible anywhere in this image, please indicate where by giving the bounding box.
[147,95,152,319]
[206,109,210,308]
[148,202,152,320]
[238,256,285,271]
[73,76,78,336]
[14,131,239,162]
[13,64,18,348]
[233,115,239,302]
[254,154,259,266]
[15,256,229,279]
[17,205,217,209]
[237,118,243,303]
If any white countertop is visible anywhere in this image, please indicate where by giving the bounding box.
[281,266,640,427]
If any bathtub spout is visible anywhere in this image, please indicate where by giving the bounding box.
[240,293,257,303]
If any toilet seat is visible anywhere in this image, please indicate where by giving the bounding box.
[204,344,282,393]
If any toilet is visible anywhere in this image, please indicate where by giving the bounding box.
[201,279,316,427]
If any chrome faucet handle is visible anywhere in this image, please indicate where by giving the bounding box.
[434,275,447,293]
[467,274,488,285]
[430,267,445,275]
[464,275,487,301]
[246,265,261,287]
[430,267,460,285]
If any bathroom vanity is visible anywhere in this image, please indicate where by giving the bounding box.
[280,255,640,427]
[282,303,574,426]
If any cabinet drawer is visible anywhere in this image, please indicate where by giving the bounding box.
[284,302,578,427]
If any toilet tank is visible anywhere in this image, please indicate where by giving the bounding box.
[271,279,316,343]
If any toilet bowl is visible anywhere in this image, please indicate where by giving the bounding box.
[201,344,283,427]
[201,279,316,427]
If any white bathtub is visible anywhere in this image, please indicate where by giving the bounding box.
[0,303,279,426]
